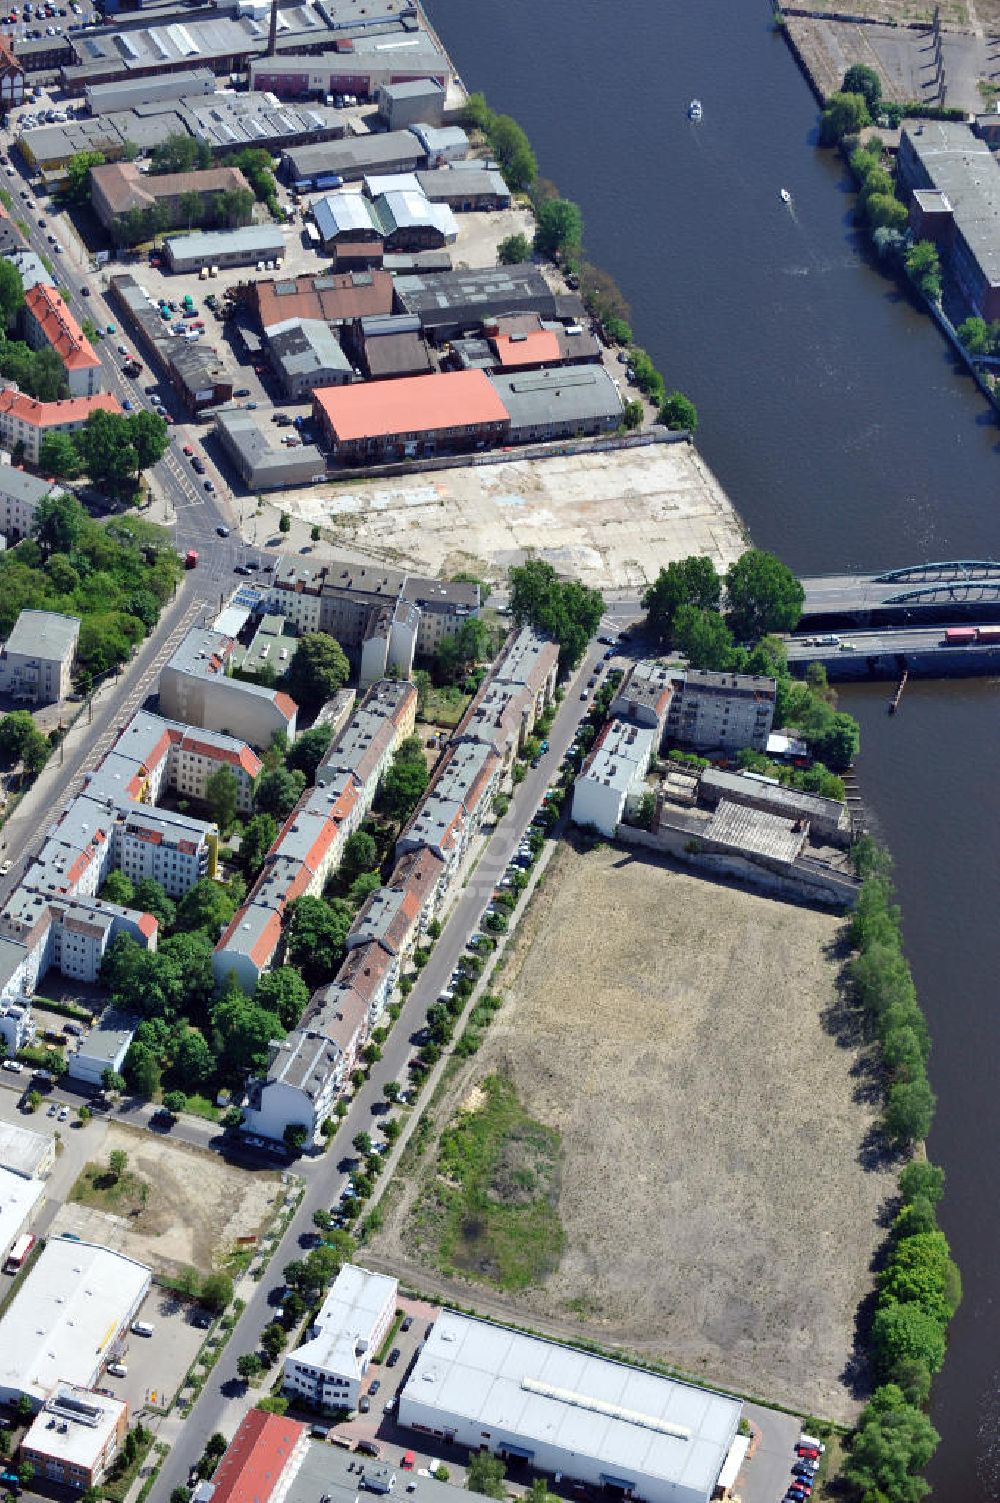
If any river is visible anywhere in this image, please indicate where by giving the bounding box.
[424,0,1000,1493]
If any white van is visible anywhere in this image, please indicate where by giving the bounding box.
[107,1362,128,1378]
[131,1321,154,1337]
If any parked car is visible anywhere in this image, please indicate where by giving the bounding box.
[368,1379,380,1396]
[386,1348,401,1368]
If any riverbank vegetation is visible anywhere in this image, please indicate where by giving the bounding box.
[836,838,958,1503]
[460,93,698,433]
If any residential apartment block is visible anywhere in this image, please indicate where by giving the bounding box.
[90,161,252,243]
[666,670,776,755]
[0,391,121,464]
[0,463,63,543]
[0,609,79,705]
[158,628,298,748]
[22,284,102,398]
[571,720,657,838]
[282,1264,397,1411]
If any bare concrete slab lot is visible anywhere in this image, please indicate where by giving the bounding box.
[786,14,991,112]
[373,842,892,1422]
[51,1123,285,1277]
[285,443,748,592]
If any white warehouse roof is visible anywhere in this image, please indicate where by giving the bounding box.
[0,1238,151,1404]
[399,1312,740,1503]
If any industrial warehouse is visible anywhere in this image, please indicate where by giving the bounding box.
[398,1312,743,1503]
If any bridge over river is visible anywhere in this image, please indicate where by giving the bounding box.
[800,561,1000,624]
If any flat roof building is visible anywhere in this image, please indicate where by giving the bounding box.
[0,1120,54,1180]
[283,1263,397,1410]
[897,121,1000,321]
[0,1238,151,1407]
[165,225,286,273]
[0,1166,43,1271]
[0,463,61,543]
[572,719,657,838]
[283,128,427,185]
[67,1006,139,1087]
[249,30,449,100]
[376,78,445,131]
[313,369,509,463]
[399,1311,741,1503]
[255,269,395,331]
[158,627,298,748]
[0,608,79,705]
[22,1384,128,1490]
[394,265,563,340]
[84,67,215,115]
[489,366,622,444]
[215,408,327,490]
[266,316,354,398]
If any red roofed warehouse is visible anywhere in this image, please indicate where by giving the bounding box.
[313,369,510,463]
[209,1411,308,1503]
[23,285,103,397]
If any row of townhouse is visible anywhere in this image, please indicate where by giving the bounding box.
[213,679,418,994]
[0,711,260,1014]
[240,628,559,1147]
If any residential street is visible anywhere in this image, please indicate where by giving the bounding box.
[145,641,604,1503]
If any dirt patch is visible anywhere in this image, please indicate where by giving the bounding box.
[372,842,892,1421]
[52,1124,286,1277]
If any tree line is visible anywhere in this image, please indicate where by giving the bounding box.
[839,842,958,1503]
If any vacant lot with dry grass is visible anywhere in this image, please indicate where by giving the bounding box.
[56,1125,285,1277]
[373,842,893,1421]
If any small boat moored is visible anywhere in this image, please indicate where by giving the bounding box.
[688,98,703,120]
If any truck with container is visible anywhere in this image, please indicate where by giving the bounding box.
[943,626,1000,645]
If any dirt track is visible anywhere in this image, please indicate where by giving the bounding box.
[371,841,893,1421]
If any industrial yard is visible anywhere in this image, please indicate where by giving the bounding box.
[372,840,891,1422]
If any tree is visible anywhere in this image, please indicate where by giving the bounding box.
[285,895,352,985]
[256,766,306,817]
[101,869,135,907]
[205,765,239,833]
[466,1452,506,1499]
[378,740,429,823]
[151,133,212,175]
[487,112,536,190]
[102,1069,126,1095]
[255,967,311,1030]
[725,549,804,640]
[437,616,491,683]
[201,1271,234,1313]
[866,193,909,233]
[621,398,644,430]
[498,233,531,265]
[845,1389,939,1503]
[906,240,941,302]
[108,1148,128,1182]
[62,148,105,205]
[74,410,168,498]
[173,1028,215,1090]
[179,189,204,230]
[819,91,871,147]
[811,710,861,770]
[287,726,332,781]
[534,197,583,260]
[260,1321,287,1363]
[642,556,721,643]
[211,983,284,1080]
[872,1300,947,1377]
[342,829,377,880]
[38,430,83,478]
[880,1231,962,1325]
[0,256,23,326]
[129,410,169,471]
[899,1159,945,1207]
[240,812,279,876]
[162,1090,187,1117]
[842,62,882,113]
[279,511,291,534]
[236,1352,264,1384]
[672,603,735,670]
[886,1077,937,1146]
[161,932,217,1016]
[77,1105,91,1124]
[133,877,176,930]
[285,632,350,705]
[508,559,604,669]
[284,1123,308,1154]
[659,390,698,432]
[124,1042,162,1098]
[33,492,86,556]
[175,878,238,938]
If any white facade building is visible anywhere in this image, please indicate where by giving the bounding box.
[571,721,657,838]
[67,1008,138,1087]
[0,464,63,542]
[0,1165,43,1270]
[0,1238,151,1407]
[0,609,79,705]
[399,1312,742,1503]
[282,1264,397,1411]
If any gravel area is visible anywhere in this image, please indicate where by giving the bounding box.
[372,840,893,1422]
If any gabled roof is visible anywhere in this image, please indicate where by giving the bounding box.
[25,283,101,372]
[0,390,121,428]
[209,1410,307,1503]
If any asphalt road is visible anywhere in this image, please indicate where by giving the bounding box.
[146,641,605,1503]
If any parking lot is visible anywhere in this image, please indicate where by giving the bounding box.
[98,1285,213,1415]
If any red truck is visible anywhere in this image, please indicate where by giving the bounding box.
[185,549,199,569]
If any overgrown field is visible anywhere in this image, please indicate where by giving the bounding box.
[373,842,894,1421]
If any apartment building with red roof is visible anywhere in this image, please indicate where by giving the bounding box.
[208,1411,308,1503]
[0,390,121,463]
[23,284,103,398]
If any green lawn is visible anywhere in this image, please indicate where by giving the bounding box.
[408,1073,564,1291]
[421,684,471,729]
[70,1161,150,1217]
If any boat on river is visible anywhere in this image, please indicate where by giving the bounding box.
[688,98,702,120]
[780,187,792,204]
